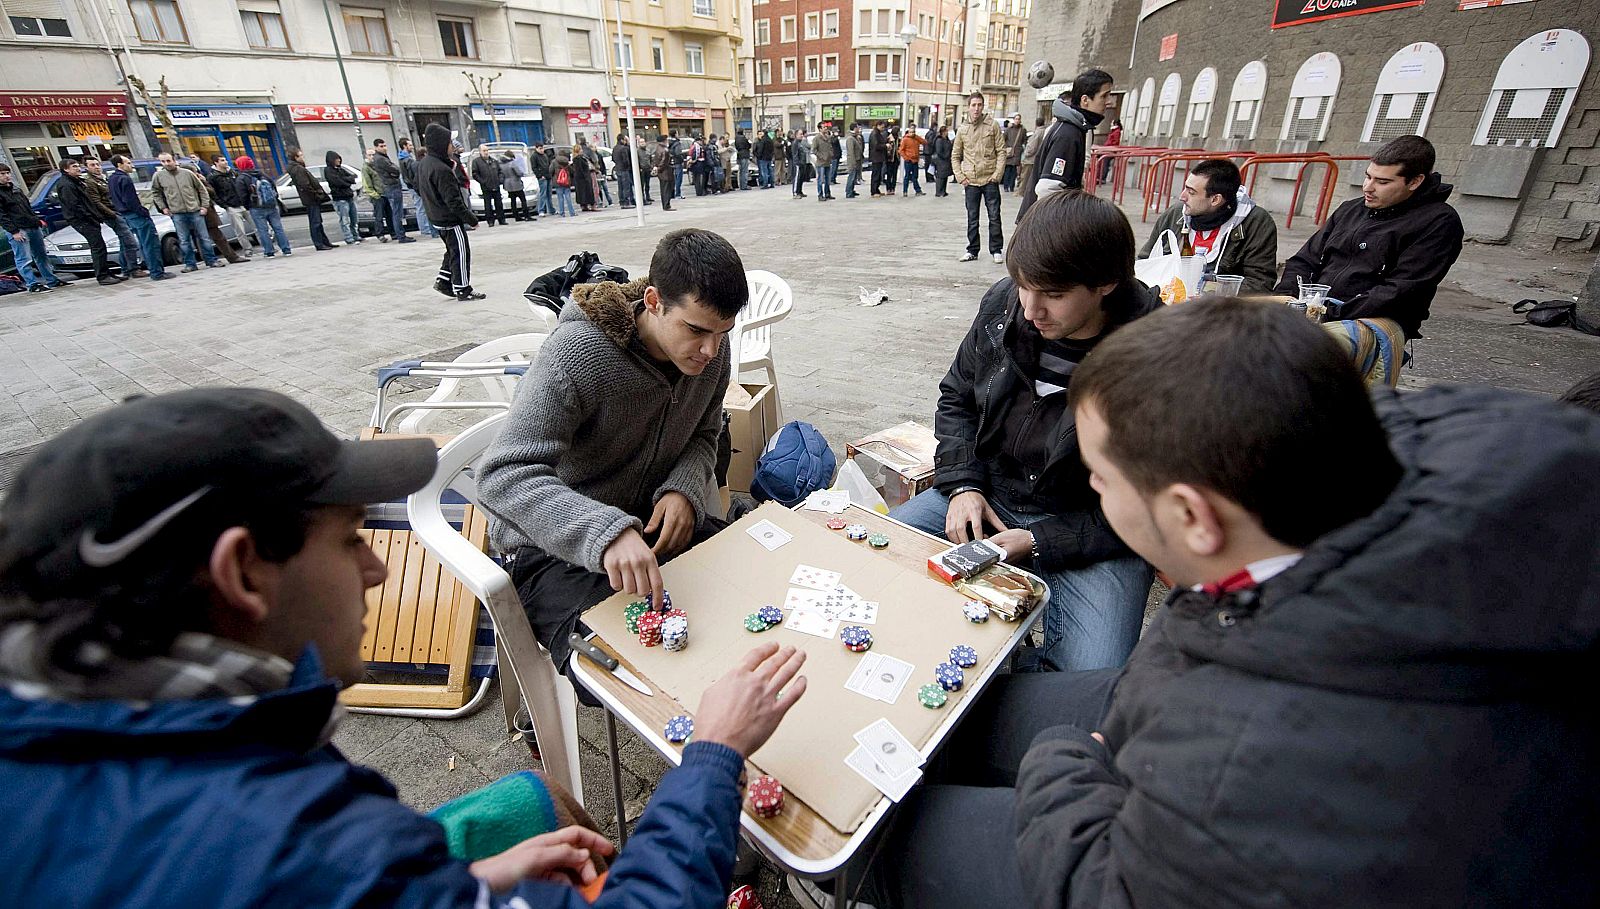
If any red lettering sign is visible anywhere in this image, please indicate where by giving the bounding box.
[0,92,127,122]
[567,110,609,125]
[287,104,393,123]
[1272,0,1424,28]
[1158,34,1178,61]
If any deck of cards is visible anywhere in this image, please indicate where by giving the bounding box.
[846,718,924,801]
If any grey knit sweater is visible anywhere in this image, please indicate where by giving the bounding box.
[477,278,728,571]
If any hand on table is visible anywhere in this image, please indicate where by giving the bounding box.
[694,642,808,758]
[645,491,695,558]
[469,827,615,893]
[989,528,1034,563]
[946,490,1007,543]
[601,527,664,607]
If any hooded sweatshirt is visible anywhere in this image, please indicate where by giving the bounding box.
[325,150,356,201]
[416,123,475,228]
[1019,98,1102,220]
[477,278,729,570]
[1141,189,1281,294]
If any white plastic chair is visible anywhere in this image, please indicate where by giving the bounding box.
[735,270,793,422]
[374,331,549,434]
[407,412,584,802]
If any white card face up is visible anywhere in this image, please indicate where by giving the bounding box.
[783,605,840,638]
[845,744,922,802]
[745,519,793,551]
[816,584,862,619]
[782,587,827,613]
[853,718,923,779]
[789,564,842,592]
[839,599,879,625]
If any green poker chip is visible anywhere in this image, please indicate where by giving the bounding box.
[867,533,890,549]
[917,683,948,708]
[624,601,649,634]
[744,612,773,632]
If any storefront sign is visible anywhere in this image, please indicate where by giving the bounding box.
[1273,0,1424,28]
[855,104,900,120]
[821,105,847,121]
[1158,34,1178,61]
[169,105,276,125]
[620,106,663,118]
[0,92,126,122]
[288,103,392,123]
[665,107,706,119]
[67,121,114,142]
[470,103,542,121]
[567,110,608,125]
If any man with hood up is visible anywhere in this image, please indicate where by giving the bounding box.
[325,150,361,244]
[1019,68,1113,223]
[417,123,482,300]
[1140,158,1279,293]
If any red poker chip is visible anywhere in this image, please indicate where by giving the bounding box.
[748,775,784,818]
[825,518,848,530]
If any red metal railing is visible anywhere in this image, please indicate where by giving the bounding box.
[1139,151,1258,222]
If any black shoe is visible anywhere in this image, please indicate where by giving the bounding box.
[50,278,73,286]
[397,237,417,244]
[455,291,486,301]
[181,265,199,272]
[97,276,121,286]
[150,272,175,281]
[131,268,150,278]
[28,284,50,294]
[433,279,455,298]
[314,244,335,251]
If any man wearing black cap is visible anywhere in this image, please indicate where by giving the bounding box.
[0,387,807,908]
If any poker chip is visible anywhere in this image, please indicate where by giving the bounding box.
[950,644,978,668]
[934,661,965,692]
[962,600,990,623]
[645,590,672,613]
[661,615,689,652]
[825,518,848,531]
[623,601,648,634]
[844,523,869,540]
[637,610,664,647]
[744,612,773,632]
[663,607,688,623]
[663,714,694,743]
[748,775,784,818]
[867,533,890,549]
[917,682,949,708]
[758,604,784,625]
[840,625,873,652]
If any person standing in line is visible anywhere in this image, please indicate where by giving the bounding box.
[868,121,889,197]
[528,141,554,216]
[755,129,775,188]
[360,149,389,243]
[830,129,843,188]
[398,137,439,238]
[899,127,926,196]
[789,128,810,199]
[1018,117,1045,198]
[550,153,577,217]
[570,145,596,212]
[1098,118,1123,184]
[1002,115,1027,192]
[150,153,223,271]
[369,138,413,242]
[951,92,1007,263]
[500,152,531,222]
[324,151,361,244]
[931,124,954,197]
[0,162,71,292]
[811,126,836,201]
[773,131,789,188]
[83,157,149,276]
[56,159,121,285]
[669,132,686,199]
[186,161,250,265]
[883,124,900,196]
[735,129,751,190]
[717,136,733,193]
[470,145,506,227]
[592,142,613,207]
[844,123,864,199]
[688,136,706,197]
[1019,68,1114,222]
[235,155,292,258]
[285,147,336,250]
[652,136,674,211]
[417,123,482,300]
[205,155,256,253]
[637,135,654,206]
[614,132,636,208]
[107,155,169,281]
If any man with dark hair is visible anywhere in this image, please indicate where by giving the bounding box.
[952,94,1007,262]
[472,144,507,226]
[151,152,224,271]
[1018,68,1113,222]
[370,138,414,242]
[207,154,256,250]
[1,161,71,293]
[868,120,890,197]
[478,228,748,673]
[82,157,151,277]
[652,136,674,211]
[55,158,122,285]
[889,190,1157,674]
[843,298,1600,909]
[108,155,170,281]
[1275,134,1464,341]
[398,136,440,238]
[1140,157,1279,293]
[0,387,811,908]
[1560,370,1600,414]
[417,123,482,300]
[285,147,337,251]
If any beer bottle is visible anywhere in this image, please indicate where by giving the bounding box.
[1180,225,1195,257]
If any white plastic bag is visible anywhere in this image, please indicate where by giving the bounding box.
[1135,230,1206,304]
[832,457,889,514]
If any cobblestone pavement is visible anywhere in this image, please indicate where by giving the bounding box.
[3,180,1596,908]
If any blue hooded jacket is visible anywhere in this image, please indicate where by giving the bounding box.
[0,649,746,908]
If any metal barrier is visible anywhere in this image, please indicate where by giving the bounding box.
[1139,151,1258,222]
[1088,145,1203,205]
[1238,153,1365,228]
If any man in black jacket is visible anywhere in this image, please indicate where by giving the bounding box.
[56,159,122,285]
[325,150,361,244]
[285,147,336,250]
[207,154,255,251]
[1,162,70,293]
[868,122,890,197]
[1019,68,1112,222]
[470,144,506,227]
[613,132,636,208]
[889,190,1157,674]
[418,123,482,300]
[368,138,412,242]
[755,131,774,188]
[1274,134,1464,340]
[734,129,751,189]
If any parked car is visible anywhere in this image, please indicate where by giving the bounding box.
[273,163,416,233]
[41,214,247,274]
[463,142,542,213]
[27,157,186,233]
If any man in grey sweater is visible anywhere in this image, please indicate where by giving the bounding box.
[477,229,748,671]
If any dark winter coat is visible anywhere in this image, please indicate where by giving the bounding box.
[735,134,751,159]
[325,152,356,201]
[470,154,502,194]
[1141,195,1281,294]
[1014,384,1600,909]
[528,149,551,180]
[932,135,954,178]
[755,136,774,161]
[207,168,247,208]
[56,172,113,226]
[1019,103,1099,221]
[107,169,148,217]
[1275,173,1465,339]
[934,276,1160,570]
[868,127,889,164]
[286,160,330,207]
[418,124,476,227]
[0,181,41,233]
[369,149,402,191]
[233,166,275,210]
[82,170,120,217]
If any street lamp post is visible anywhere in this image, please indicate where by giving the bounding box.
[899,25,919,130]
[322,0,365,151]
[601,0,644,227]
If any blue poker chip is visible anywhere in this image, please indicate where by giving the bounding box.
[840,625,873,651]
[950,644,978,668]
[646,590,672,612]
[934,661,964,692]
[663,714,694,743]
[758,605,784,625]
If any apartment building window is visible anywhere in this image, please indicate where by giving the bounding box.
[693,0,714,16]
[515,22,543,63]
[953,22,962,44]
[780,15,794,42]
[651,37,665,71]
[823,10,838,37]
[239,1,289,50]
[805,55,820,81]
[758,59,771,84]
[685,42,704,74]
[439,16,476,58]
[8,0,71,38]
[936,60,945,81]
[804,12,818,39]
[129,0,188,44]
[782,57,796,82]
[858,10,870,36]
[971,63,980,84]
[1017,27,1025,49]
[876,10,889,35]
[613,34,633,69]
[567,28,593,67]
[823,53,838,80]
[756,20,769,46]
[343,6,389,55]
[1002,25,1011,50]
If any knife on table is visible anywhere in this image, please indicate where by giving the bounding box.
[569,633,653,696]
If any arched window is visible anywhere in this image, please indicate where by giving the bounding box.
[1473,29,1590,148]
[1135,76,1155,134]
[1280,52,1341,142]
[1362,43,1445,142]
[1155,72,1182,137]
[1123,87,1139,133]
[1224,61,1267,140]
[1185,67,1218,138]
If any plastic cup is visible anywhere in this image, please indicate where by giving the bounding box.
[1211,275,1245,296]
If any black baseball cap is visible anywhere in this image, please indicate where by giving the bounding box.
[0,388,437,587]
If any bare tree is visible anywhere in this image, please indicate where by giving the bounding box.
[127,74,175,153]
[462,71,503,144]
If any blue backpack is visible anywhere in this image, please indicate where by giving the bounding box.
[751,421,836,507]
[253,176,278,208]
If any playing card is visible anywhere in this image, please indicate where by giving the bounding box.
[802,490,851,513]
[844,652,882,698]
[845,744,922,802]
[853,719,923,779]
[863,654,913,704]
[840,599,879,625]
[782,587,827,613]
[814,583,862,619]
[789,564,842,592]
[783,606,840,638]
[745,519,792,551]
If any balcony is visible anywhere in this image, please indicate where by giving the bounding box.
[665,4,730,35]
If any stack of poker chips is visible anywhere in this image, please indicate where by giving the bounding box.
[840,625,873,652]
[646,590,672,612]
[918,682,949,709]
[744,611,774,632]
[623,600,649,635]
[663,714,694,743]
[637,610,664,647]
[867,533,890,550]
[962,600,990,623]
[748,775,784,818]
[661,614,689,652]
[934,661,965,692]
[844,523,869,541]
[758,605,784,625]
[949,644,978,668]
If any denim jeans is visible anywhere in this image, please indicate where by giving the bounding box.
[902,163,923,194]
[816,162,835,197]
[736,157,749,188]
[845,163,860,197]
[963,182,1003,256]
[332,198,360,243]
[409,188,437,236]
[108,216,141,274]
[120,211,164,277]
[538,180,554,214]
[758,158,773,187]
[249,206,292,255]
[552,186,575,216]
[597,175,612,206]
[170,210,217,266]
[890,488,1153,672]
[617,171,635,206]
[672,164,684,198]
[382,186,408,238]
[7,227,62,287]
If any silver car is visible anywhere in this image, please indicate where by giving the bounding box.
[43,214,246,273]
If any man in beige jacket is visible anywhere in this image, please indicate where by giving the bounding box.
[951,93,1007,263]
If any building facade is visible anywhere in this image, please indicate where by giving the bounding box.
[976,0,1027,118]
[599,0,744,142]
[1022,0,1598,251]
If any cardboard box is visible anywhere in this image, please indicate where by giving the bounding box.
[845,420,937,509]
[723,382,779,493]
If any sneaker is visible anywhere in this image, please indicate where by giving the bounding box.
[786,874,876,909]
[959,252,978,262]
[454,291,487,301]
[397,236,416,244]
[433,279,455,298]
[379,236,389,243]
[150,272,175,281]
[97,276,121,286]
[181,265,199,273]
[992,252,1005,263]
[283,250,293,256]
[28,284,50,294]
[205,260,226,268]
[131,268,150,278]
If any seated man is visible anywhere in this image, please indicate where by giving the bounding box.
[478,228,744,673]
[0,387,808,908]
[1139,157,1279,294]
[890,190,1158,673]
[848,299,1599,908]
